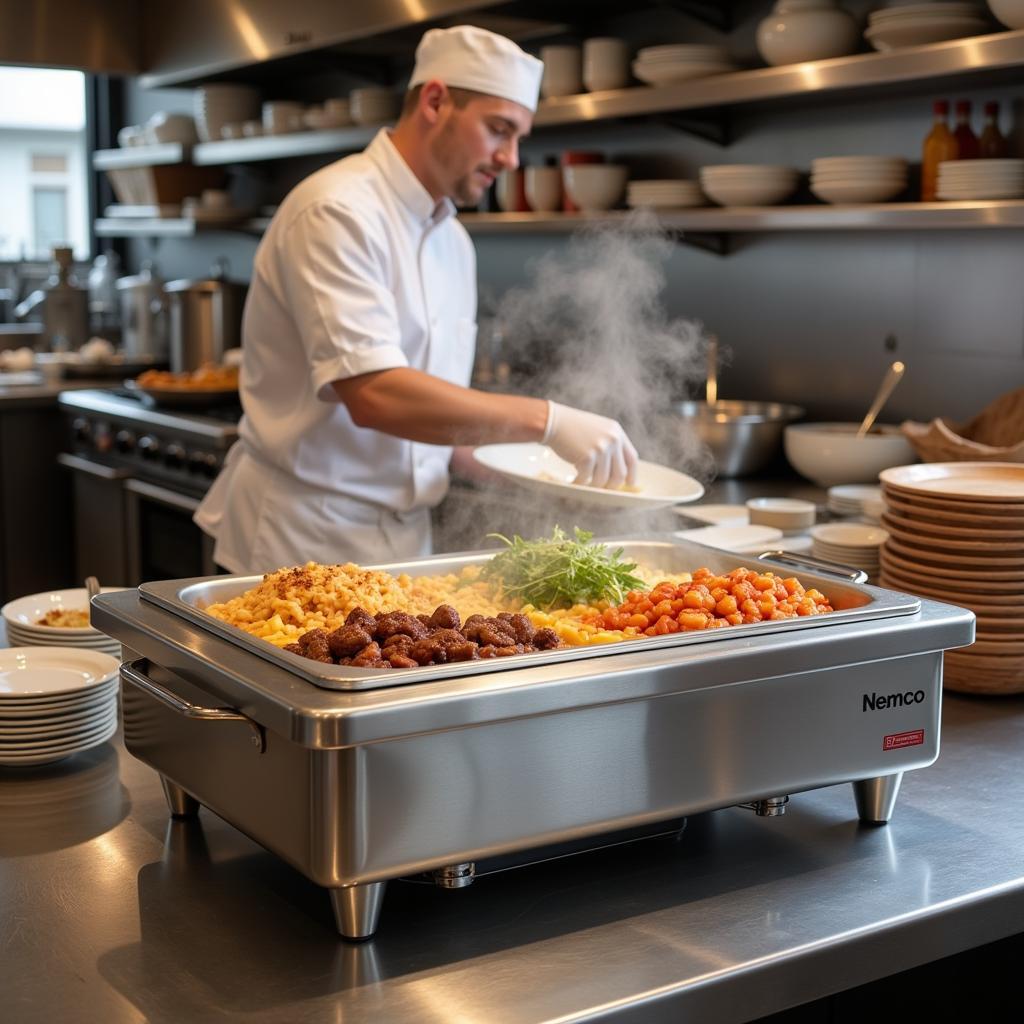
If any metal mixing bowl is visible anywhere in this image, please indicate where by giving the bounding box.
[672,400,806,477]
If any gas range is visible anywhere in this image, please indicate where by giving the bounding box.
[58,388,240,497]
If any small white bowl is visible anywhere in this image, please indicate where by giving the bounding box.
[746,497,816,533]
[989,0,1024,29]
[562,164,629,211]
[784,422,916,487]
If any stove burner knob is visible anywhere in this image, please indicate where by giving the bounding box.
[115,429,136,453]
[72,417,92,442]
[164,443,186,469]
[188,451,219,477]
[94,425,113,454]
[138,435,161,460]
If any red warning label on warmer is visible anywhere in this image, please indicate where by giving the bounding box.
[883,729,925,751]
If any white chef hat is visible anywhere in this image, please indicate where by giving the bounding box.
[409,25,543,113]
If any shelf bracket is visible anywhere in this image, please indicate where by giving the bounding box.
[657,0,734,31]
[653,111,731,147]
[664,229,728,256]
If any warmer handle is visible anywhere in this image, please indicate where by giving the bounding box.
[120,659,265,752]
[755,550,869,584]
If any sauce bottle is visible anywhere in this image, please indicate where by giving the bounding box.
[953,100,979,159]
[979,101,1008,159]
[921,100,958,201]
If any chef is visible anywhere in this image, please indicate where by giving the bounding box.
[195,24,638,573]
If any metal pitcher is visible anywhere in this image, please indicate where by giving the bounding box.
[164,262,246,372]
[116,262,167,360]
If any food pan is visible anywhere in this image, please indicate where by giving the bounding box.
[139,537,921,692]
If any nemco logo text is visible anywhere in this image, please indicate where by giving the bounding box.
[863,690,926,712]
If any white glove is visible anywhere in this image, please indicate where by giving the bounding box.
[543,400,639,489]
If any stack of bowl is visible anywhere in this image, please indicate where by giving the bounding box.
[632,44,737,85]
[349,88,401,126]
[626,179,705,209]
[700,165,800,207]
[810,156,909,204]
[193,85,261,143]
[562,164,629,211]
[864,2,990,51]
[877,462,1024,694]
[2,587,123,658]
[937,159,1024,200]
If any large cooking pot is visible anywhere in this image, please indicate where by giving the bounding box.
[116,263,167,360]
[163,263,246,372]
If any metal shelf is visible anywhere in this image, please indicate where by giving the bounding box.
[94,218,199,238]
[533,29,1024,127]
[192,127,379,165]
[92,143,191,170]
[462,201,1024,234]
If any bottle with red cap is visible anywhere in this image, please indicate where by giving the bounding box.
[921,99,958,201]
[979,101,1008,159]
[953,99,979,160]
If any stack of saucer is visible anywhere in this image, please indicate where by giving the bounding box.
[349,88,401,126]
[632,44,737,85]
[811,522,889,578]
[864,3,990,51]
[878,462,1024,694]
[626,179,705,209]
[937,159,1024,200]
[810,156,909,204]
[2,587,123,658]
[0,648,119,766]
[828,484,885,522]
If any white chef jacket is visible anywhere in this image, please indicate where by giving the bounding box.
[194,129,478,573]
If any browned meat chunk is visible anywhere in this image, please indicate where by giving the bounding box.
[297,627,328,651]
[327,623,374,659]
[408,638,442,665]
[374,612,429,642]
[381,633,414,653]
[350,641,384,667]
[478,644,522,659]
[532,627,562,650]
[387,652,420,669]
[299,628,332,662]
[416,613,434,628]
[345,607,378,631]
[498,612,535,645]
[429,627,478,662]
[283,643,304,655]
[428,604,461,631]
[462,615,515,647]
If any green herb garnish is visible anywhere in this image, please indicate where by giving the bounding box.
[482,526,646,610]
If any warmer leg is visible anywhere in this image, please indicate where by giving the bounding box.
[329,881,387,940]
[853,772,904,825]
[160,775,199,818]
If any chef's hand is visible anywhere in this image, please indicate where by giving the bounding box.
[543,401,639,489]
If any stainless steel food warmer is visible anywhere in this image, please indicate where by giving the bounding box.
[91,538,975,940]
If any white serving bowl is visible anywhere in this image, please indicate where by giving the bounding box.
[784,422,916,487]
[562,164,629,211]
[756,0,861,65]
[701,177,799,206]
[989,0,1024,28]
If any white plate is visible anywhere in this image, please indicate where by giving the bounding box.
[674,524,785,553]
[672,503,749,526]
[472,443,704,509]
[0,682,118,716]
[0,701,116,733]
[811,523,890,548]
[2,586,126,634]
[0,648,119,698]
[0,710,117,751]
[0,718,117,765]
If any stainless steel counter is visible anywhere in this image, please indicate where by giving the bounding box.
[2,686,1022,1023]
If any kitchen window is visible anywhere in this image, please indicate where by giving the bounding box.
[0,65,89,261]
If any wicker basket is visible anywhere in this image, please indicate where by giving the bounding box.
[901,388,1024,463]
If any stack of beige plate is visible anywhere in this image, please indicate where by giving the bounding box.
[2,587,123,658]
[937,159,1024,200]
[828,484,885,522]
[631,44,738,85]
[878,462,1024,695]
[626,179,705,209]
[0,648,120,766]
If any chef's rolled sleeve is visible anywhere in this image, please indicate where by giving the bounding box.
[278,201,409,400]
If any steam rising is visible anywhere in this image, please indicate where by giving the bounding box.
[495,211,713,474]
[440,214,717,551]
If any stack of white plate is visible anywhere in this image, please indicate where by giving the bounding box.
[0,648,119,766]
[193,84,261,143]
[828,484,885,522]
[810,156,909,204]
[937,159,1024,200]
[2,587,123,658]
[626,179,705,209]
[864,2,990,51]
[811,522,889,577]
[632,44,738,86]
[700,164,800,206]
[349,88,401,126]
[878,462,1024,695]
